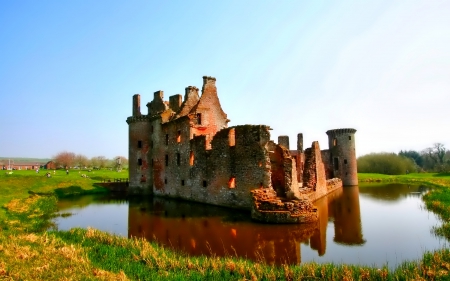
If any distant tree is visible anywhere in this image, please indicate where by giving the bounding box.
[74,154,89,169]
[91,156,107,169]
[105,159,114,169]
[54,151,75,168]
[90,157,99,169]
[357,153,416,175]
[399,150,423,168]
[422,143,448,172]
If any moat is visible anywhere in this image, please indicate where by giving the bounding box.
[53,184,446,268]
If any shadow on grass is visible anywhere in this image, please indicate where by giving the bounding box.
[90,176,109,181]
[432,172,450,177]
[28,185,109,198]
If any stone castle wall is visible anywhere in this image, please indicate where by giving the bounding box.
[126,76,357,218]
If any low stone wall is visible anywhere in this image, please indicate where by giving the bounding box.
[251,188,318,224]
[306,178,343,202]
[97,182,128,192]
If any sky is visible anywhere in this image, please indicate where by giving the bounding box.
[1,1,449,159]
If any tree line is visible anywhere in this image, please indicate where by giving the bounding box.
[358,143,450,175]
[53,151,128,170]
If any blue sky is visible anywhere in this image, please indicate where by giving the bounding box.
[1,1,449,159]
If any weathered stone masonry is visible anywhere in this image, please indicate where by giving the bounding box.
[126,76,358,223]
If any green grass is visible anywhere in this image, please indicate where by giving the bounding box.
[0,169,124,222]
[2,170,450,280]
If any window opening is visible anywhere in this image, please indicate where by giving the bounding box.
[177,153,181,166]
[228,128,235,147]
[228,177,236,188]
[164,178,167,184]
[138,158,142,166]
[189,151,194,166]
[137,140,142,148]
[348,136,351,140]
[181,180,185,186]
[333,158,339,170]
[165,154,169,166]
[165,134,169,145]
[203,180,207,187]
[333,138,337,146]
[197,113,202,125]
[344,159,348,164]
[177,130,181,143]
[150,126,154,133]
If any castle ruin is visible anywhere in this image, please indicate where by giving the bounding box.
[126,76,358,223]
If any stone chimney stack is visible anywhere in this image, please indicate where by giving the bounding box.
[154,90,164,100]
[132,94,141,116]
[185,86,199,101]
[169,94,182,112]
[278,135,290,149]
[297,133,303,153]
[201,76,217,96]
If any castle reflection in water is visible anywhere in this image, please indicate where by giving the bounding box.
[128,186,364,265]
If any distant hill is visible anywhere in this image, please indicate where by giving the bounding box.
[0,157,51,164]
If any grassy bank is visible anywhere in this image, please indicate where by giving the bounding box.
[1,170,450,280]
[359,172,450,187]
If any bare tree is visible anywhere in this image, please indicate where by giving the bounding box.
[91,156,107,169]
[54,151,75,168]
[422,143,448,172]
[433,143,447,165]
[74,154,89,169]
[90,157,99,169]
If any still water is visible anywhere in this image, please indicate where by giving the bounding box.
[53,184,446,268]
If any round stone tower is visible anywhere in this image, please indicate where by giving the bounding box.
[326,128,358,186]
[126,94,151,193]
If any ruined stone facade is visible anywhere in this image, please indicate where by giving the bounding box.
[126,76,358,223]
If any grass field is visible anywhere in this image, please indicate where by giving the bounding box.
[1,170,450,280]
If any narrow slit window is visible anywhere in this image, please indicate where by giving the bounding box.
[348,136,351,140]
[165,154,169,166]
[344,159,348,164]
[197,113,202,125]
[228,177,236,188]
[181,180,185,186]
[333,138,337,146]
[137,140,142,148]
[228,128,235,147]
[138,158,142,166]
[189,151,194,166]
[333,157,339,170]
[203,180,207,187]
[177,153,180,166]
[164,178,167,184]
[177,130,181,143]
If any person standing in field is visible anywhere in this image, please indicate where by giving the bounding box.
[66,169,69,175]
